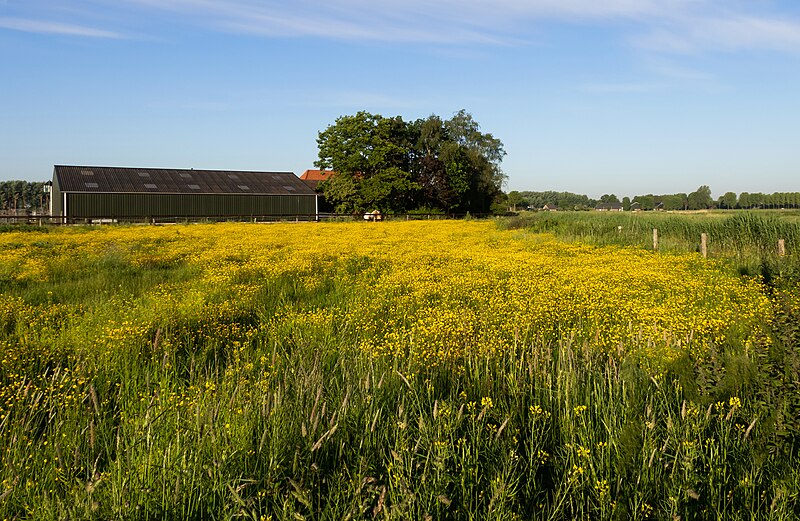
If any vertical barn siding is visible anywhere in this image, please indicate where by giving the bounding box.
[66,193,316,218]
[51,176,63,216]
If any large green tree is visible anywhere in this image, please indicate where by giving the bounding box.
[687,185,713,210]
[315,112,415,214]
[718,192,738,209]
[440,110,506,212]
[315,110,505,214]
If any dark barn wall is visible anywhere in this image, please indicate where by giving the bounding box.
[51,173,63,216]
[64,193,317,218]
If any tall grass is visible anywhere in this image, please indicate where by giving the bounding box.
[500,211,800,280]
[3,304,798,519]
[1,222,799,519]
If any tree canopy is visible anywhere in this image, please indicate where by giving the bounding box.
[1,181,49,214]
[315,110,506,214]
[518,191,596,211]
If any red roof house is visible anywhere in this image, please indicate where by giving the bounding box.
[300,170,335,191]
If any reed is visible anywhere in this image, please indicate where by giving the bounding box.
[500,211,800,280]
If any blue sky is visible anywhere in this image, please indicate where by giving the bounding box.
[2,0,799,198]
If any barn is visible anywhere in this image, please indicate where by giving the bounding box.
[50,165,318,221]
[299,169,335,213]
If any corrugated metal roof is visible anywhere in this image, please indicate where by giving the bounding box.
[54,166,316,196]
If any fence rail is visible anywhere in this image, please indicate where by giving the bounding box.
[0,212,492,226]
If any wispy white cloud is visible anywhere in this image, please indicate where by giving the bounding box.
[637,14,800,54]
[122,0,800,53]
[124,0,516,44]
[0,16,123,38]
[6,0,800,53]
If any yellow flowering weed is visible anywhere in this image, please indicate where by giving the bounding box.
[0,220,770,371]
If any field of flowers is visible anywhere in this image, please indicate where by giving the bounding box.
[1,220,797,519]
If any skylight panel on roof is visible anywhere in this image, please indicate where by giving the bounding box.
[188,184,201,190]
[81,170,94,176]
[283,186,296,191]
[238,185,250,191]
[85,182,99,188]
[179,173,192,179]
[228,174,240,180]
[138,172,151,178]
[144,183,157,189]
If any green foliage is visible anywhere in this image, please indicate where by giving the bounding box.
[506,191,525,211]
[3,284,799,519]
[511,187,800,214]
[315,110,506,214]
[719,191,738,210]
[1,180,49,214]
[631,192,688,211]
[519,191,595,211]
[315,112,415,214]
[499,211,800,285]
[739,192,800,209]
[688,185,713,210]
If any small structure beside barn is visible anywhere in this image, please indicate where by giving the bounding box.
[50,165,317,221]
[299,169,334,191]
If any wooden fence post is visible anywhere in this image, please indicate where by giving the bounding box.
[653,228,659,251]
[778,239,786,257]
[701,233,708,259]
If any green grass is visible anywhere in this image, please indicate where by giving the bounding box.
[1,223,800,519]
[500,211,800,282]
[3,308,799,519]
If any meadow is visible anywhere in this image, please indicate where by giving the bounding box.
[500,210,800,280]
[1,218,798,519]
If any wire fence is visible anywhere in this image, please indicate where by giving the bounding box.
[0,212,495,227]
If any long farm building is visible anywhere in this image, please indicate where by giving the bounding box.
[50,165,318,221]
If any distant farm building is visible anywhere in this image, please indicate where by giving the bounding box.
[595,202,623,212]
[541,204,558,212]
[299,169,334,191]
[50,166,317,221]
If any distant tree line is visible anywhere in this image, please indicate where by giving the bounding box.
[315,110,506,214]
[505,185,800,212]
[721,191,800,209]
[0,181,49,215]
[508,191,596,211]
